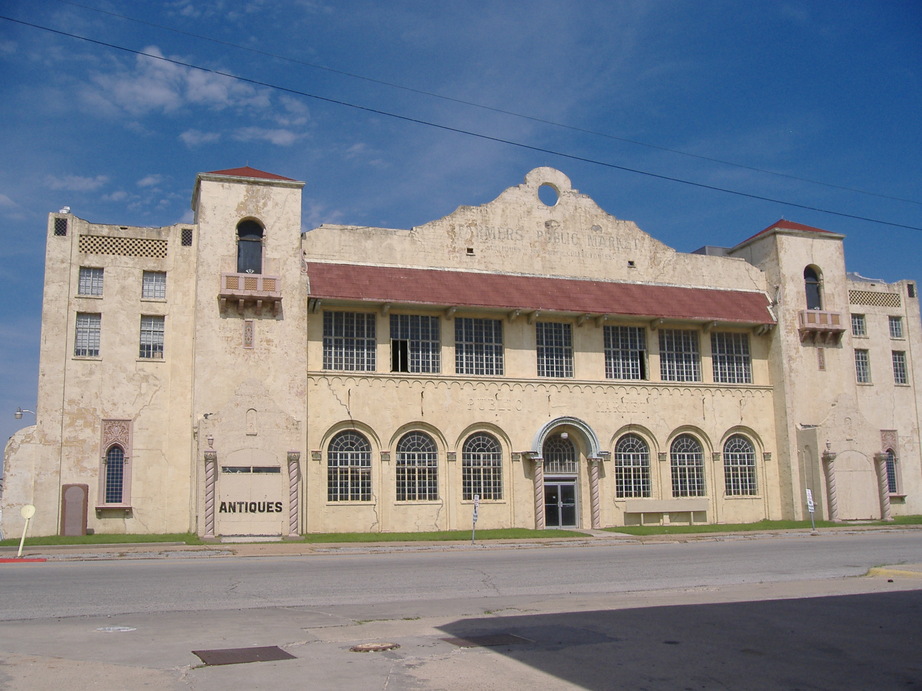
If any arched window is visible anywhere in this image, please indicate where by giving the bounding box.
[104,445,125,504]
[670,434,705,497]
[885,448,899,494]
[723,435,757,496]
[614,434,650,498]
[327,431,372,502]
[543,434,577,474]
[236,220,264,274]
[396,432,438,501]
[462,433,502,500]
[804,266,822,310]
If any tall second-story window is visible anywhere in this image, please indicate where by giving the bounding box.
[851,314,866,337]
[78,267,104,296]
[712,332,752,384]
[75,313,101,357]
[892,351,908,385]
[323,311,376,371]
[804,266,822,310]
[605,326,647,380]
[236,220,264,274]
[455,318,503,375]
[536,322,573,378]
[660,329,700,382]
[889,316,904,339]
[855,349,871,383]
[390,314,440,373]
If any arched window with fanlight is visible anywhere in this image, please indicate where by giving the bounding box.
[723,435,757,496]
[236,220,264,274]
[614,434,650,498]
[327,430,372,502]
[670,434,705,497]
[462,433,502,500]
[396,431,438,501]
[804,266,823,310]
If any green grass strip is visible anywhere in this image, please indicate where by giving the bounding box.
[605,518,904,536]
[299,528,584,543]
[0,533,203,547]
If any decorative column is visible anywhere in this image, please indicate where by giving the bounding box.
[287,451,301,538]
[873,452,894,522]
[821,448,838,522]
[532,456,545,530]
[588,457,601,529]
[203,449,217,539]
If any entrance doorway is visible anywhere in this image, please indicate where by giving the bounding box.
[544,481,577,528]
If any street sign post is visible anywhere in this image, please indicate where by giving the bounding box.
[806,488,817,534]
[471,494,480,545]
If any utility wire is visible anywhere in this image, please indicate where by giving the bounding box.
[53,0,921,208]
[3,14,921,232]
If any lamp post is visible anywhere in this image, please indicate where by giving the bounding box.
[14,407,35,420]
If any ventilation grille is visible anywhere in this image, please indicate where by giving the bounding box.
[79,235,168,258]
[181,228,193,246]
[54,217,68,236]
[849,290,901,308]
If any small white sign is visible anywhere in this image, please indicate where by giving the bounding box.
[805,488,815,513]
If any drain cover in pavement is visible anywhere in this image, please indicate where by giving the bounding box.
[440,633,531,648]
[192,646,296,666]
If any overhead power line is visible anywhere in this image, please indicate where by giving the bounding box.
[53,0,921,208]
[2,14,921,232]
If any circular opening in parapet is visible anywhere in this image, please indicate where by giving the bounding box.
[538,183,560,207]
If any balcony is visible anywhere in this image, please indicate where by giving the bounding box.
[798,309,844,344]
[219,273,282,316]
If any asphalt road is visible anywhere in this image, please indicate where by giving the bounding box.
[3,531,922,621]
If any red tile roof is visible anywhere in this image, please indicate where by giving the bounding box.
[207,166,295,181]
[736,219,838,246]
[307,262,774,325]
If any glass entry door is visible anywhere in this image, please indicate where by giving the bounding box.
[544,481,577,528]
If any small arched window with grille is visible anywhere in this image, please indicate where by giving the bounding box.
[396,432,438,501]
[543,434,577,474]
[723,435,757,496]
[670,434,705,497]
[614,434,650,498]
[462,433,502,500]
[327,431,372,502]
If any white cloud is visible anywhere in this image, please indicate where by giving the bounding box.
[83,46,272,117]
[137,175,165,188]
[180,129,222,146]
[0,193,17,208]
[45,174,109,192]
[103,190,130,202]
[233,127,302,146]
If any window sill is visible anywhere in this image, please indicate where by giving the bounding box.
[889,493,906,500]
[73,356,102,361]
[95,504,132,512]
[76,294,103,300]
[140,298,167,303]
[137,357,165,363]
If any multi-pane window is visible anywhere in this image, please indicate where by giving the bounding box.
[723,435,757,496]
[711,332,752,384]
[455,318,504,376]
[855,349,871,383]
[462,433,502,500]
[396,432,438,501]
[104,445,125,504]
[327,431,372,502]
[659,329,700,382]
[139,316,164,359]
[543,434,577,474]
[75,313,101,357]
[889,316,904,339]
[885,449,899,494]
[536,322,573,378]
[78,267,104,296]
[390,314,440,373]
[851,314,866,337]
[892,351,908,385]
[142,271,167,299]
[804,266,822,310]
[670,434,705,497]
[614,434,650,498]
[323,311,376,371]
[604,326,647,380]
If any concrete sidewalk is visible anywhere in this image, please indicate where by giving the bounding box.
[2,523,922,563]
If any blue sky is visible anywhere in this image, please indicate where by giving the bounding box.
[1,1,920,449]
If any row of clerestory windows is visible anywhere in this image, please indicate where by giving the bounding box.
[321,311,752,384]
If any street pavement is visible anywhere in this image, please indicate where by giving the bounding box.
[2,527,922,690]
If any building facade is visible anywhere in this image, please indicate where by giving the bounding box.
[3,166,920,538]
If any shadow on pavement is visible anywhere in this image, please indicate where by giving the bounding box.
[438,591,922,690]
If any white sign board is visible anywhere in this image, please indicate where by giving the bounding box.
[805,488,815,514]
